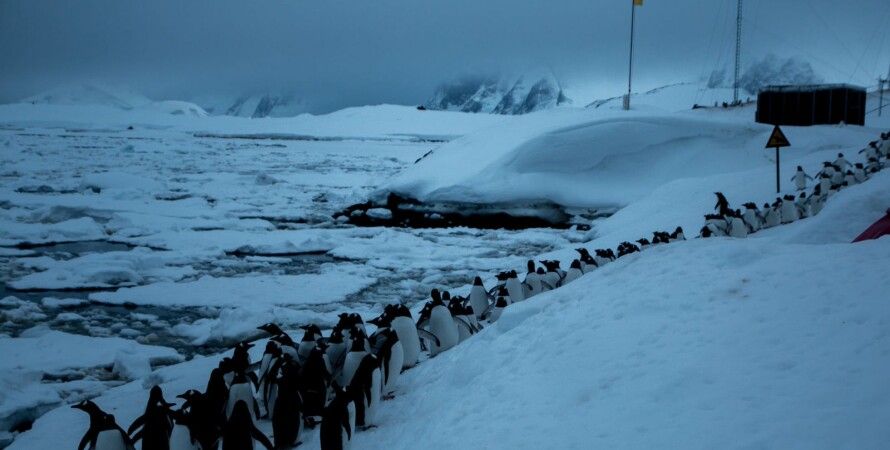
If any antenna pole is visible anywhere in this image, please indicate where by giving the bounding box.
[733,0,743,105]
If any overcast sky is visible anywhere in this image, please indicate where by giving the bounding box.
[1,0,887,112]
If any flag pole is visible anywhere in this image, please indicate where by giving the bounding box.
[625,0,636,111]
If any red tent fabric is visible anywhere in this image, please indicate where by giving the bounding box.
[852,209,890,243]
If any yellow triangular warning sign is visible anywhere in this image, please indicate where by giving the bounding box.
[765,125,791,149]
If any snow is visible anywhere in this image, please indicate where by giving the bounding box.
[88,265,376,307]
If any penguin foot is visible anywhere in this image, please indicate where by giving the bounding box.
[383,393,396,400]
[360,425,378,431]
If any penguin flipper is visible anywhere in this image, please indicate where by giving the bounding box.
[77,430,95,450]
[130,428,144,444]
[415,329,441,347]
[126,414,145,436]
[454,317,475,335]
[251,425,274,450]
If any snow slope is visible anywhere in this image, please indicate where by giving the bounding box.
[358,172,890,450]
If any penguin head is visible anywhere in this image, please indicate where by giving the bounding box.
[257,322,285,336]
[495,296,509,307]
[328,328,344,344]
[71,399,103,416]
[430,289,442,303]
[495,271,510,281]
[300,323,322,339]
[536,267,545,275]
[473,276,484,287]
[526,260,536,273]
[636,238,649,246]
[797,166,803,171]
[176,389,202,403]
[570,259,582,270]
[147,385,174,408]
[395,304,412,318]
[442,290,451,301]
[838,152,844,157]
[263,341,280,355]
[675,226,683,233]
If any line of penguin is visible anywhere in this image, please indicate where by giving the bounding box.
[72,131,890,450]
[700,131,890,239]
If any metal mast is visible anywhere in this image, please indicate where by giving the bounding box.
[733,0,743,105]
[625,0,638,111]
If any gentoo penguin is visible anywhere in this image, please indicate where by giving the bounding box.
[834,153,851,171]
[231,341,253,376]
[175,390,219,450]
[298,346,331,424]
[817,173,832,195]
[255,342,281,418]
[422,289,458,356]
[562,260,584,285]
[520,260,543,298]
[540,261,563,290]
[670,226,686,242]
[487,296,509,323]
[727,210,748,238]
[73,400,135,450]
[221,401,273,450]
[297,326,319,364]
[204,367,229,419]
[389,305,420,369]
[636,238,651,250]
[617,242,640,257]
[128,385,175,450]
[844,170,857,186]
[347,348,381,429]
[271,358,303,450]
[593,249,614,267]
[853,163,867,183]
[704,214,728,236]
[860,142,879,161]
[168,409,201,450]
[575,249,597,273]
[225,372,259,423]
[791,166,813,191]
[319,385,355,450]
[763,203,781,228]
[829,164,844,186]
[780,195,799,224]
[867,157,882,174]
[714,192,731,216]
[369,327,403,396]
[699,225,713,238]
[504,270,525,303]
[741,203,761,233]
[325,329,349,378]
[339,336,369,387]
[468,277,492,319]
[795,192,810,219]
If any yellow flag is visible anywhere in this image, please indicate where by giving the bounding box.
[633,0,643,5]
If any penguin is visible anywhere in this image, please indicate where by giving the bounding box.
[325,328,349,379]
[830,164,844,186]
[297,326,319,364]
[504,270,525,303]
[221,401,273,450]
[319,385,355,450]
[339,336,369,387]
[487,296,509,323]
[795,192,810,219]
[255,342,281,418]
[562,260,584,285]
[704,214,727,236]
[298,345,331,424]
[853,163,868,183]
[780,195,799,224]
[128,385,175,450]
[617,242,640,257]
[369,327,403,397]
[714,192,731,216]
[540,261,563,291]
[699,225,713,238]
[73,400,135,450]
[175,390,219,450]
[867,157,882,174]
[271,357,303,450]
[347,349,381,429]
[834,153,851,171]
[636,238,651,250]
[468,277,492,320]
[763,203,781,228]
[791,166,813,191]
[817,173,832,195]
[389,305,420,369]
[205,367,229,420]
[422,289,458,356]
[844,170,857,186]
[741,203,761,233]
[727,210,748,238]
[225,372,259,423]
[168,409,201,450]
[817,161,836,180]
[231,342,253,376]
[860,142,879,161]
[519,261,541,297]
[670,226,686,242]
[575,249,598,273]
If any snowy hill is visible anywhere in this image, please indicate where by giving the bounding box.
[21,84,152,110]
[199,93,309,118]
[425,71,570,115]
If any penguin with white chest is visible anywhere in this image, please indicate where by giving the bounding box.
[73,400,135,450]
[168,408,201,450]
[368,326,403,397]
[127,385,175,450]
[562,260,584,285]
[271,356,304,450]
[468,277,492,320]
[339,334,369,388]
[346,342,382,429]
[420,289,458,356]
[575,249,597,273]
[389,304,420,369]
[487,295,509,323]
[225,372,259,423]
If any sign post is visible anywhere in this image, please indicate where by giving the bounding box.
[764,125,791,193]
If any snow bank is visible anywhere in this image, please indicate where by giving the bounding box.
[0,217,106,246]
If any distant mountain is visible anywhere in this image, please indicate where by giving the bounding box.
[20,84,208,116]
[196,93,308,118]
[708,54,823,94]
[425,71,571,115]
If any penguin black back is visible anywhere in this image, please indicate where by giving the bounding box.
[222,401,272,450]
